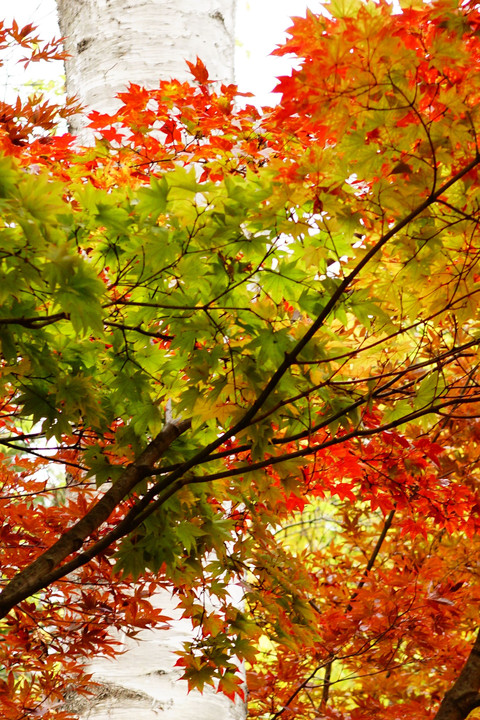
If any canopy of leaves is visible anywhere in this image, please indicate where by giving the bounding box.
[2,2,480,718]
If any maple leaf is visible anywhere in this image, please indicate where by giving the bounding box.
[185,56,210,84]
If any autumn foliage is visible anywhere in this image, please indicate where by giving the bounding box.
[2,1,480,718]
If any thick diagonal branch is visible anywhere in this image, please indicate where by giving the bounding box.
[0,419,191,619]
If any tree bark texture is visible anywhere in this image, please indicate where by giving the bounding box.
[66,594,245,720]
[56,0,236,132]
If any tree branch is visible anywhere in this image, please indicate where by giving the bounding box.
[0,419,191,619]
[283,511,396,716]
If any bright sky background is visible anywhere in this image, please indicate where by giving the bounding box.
[2,0,325,107]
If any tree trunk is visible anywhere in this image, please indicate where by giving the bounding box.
[55,2,243,717]
[432,628,480,720]
[56,0,236,132]
[65,592,245,720]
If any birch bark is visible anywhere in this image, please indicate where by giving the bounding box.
[57,0,236,131]
[55,2,244,717]
[66,593,245,720]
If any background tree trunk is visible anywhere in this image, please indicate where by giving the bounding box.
[56,0,236,132]
[55,2,244,717]
[65,593,245,720]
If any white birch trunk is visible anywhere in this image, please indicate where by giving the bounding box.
[55,2,244,717]
[57,0,236,132]
[66,593,245,720]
